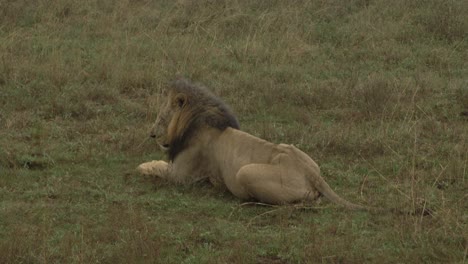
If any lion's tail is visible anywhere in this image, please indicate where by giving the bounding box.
[311,171,418,215]
[312,176,372,211]
[301,155,414,214]
[290,145,383,211]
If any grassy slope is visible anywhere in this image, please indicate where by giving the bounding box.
[0,0,467,263]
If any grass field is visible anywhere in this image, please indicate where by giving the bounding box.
[1,0,467,263]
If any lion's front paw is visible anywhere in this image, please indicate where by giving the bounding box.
[137,160,169,178]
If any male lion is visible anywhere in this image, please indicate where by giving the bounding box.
[137,79,371,210]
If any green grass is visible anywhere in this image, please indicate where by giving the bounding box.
[1,0,467,263]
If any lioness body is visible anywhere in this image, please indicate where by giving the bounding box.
[138,79,369,209]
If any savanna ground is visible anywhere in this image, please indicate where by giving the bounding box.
[0,0,467,263]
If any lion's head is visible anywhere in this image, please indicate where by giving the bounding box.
[150,79,240,160]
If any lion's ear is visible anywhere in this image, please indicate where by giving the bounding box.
[174,93,188,108]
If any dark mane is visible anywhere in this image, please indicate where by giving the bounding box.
[167,79,240,161]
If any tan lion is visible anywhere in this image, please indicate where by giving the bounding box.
[137,79,374,210]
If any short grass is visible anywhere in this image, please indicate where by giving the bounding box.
[1,0,467,263]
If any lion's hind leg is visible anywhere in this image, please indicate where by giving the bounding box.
[137,160,169,178]
[236,164,319,205]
